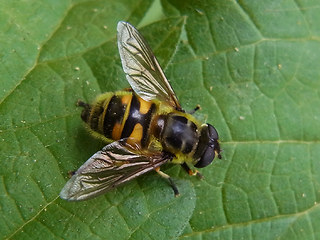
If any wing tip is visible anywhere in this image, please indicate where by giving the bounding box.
[59,178,80,201]
[59,190,71,201]
[117,21,129,32]
[59,184,74,201]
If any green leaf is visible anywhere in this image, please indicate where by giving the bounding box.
[1,0,320,239]
[162,0,320,239]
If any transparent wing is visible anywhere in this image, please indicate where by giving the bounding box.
[117,21,181,110]
[60,141,172,201]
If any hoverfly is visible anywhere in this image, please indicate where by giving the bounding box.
[60,21,221,201]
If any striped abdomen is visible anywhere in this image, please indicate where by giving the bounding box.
[81,92,156,148]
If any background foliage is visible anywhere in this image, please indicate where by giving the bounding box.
[1,0,320,239]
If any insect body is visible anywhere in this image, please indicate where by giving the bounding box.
[60,21,221,201]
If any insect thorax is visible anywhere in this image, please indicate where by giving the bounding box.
[152,113,200,158]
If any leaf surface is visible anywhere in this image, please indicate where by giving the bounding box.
[1,0,320,239]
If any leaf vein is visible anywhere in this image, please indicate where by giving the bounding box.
[5,196,59,240]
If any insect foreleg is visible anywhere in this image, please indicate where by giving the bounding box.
[181,163,203,179]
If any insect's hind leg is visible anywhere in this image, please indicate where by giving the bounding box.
[155,167,180,197]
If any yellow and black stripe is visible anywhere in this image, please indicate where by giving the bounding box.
[120,94,156,147]
[81,92,156,148]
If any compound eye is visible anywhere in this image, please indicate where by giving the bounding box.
[194,145,215,168]
[194,123,220,168]
[207,124,219,140]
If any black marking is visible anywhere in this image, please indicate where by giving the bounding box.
[183,140,194,154]
[182,121,198,154]
[121,94,155,147]
[141,104,156,147]
[172,115,188,124]
[103,95,126,138]
[166,135,182,150]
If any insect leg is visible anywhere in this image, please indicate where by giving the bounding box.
[188,105,201,114]
[76,100,90,108]
[181,163,203,179]
[67,170,76,178]
[155,167,180,197]
[122,87,134,92]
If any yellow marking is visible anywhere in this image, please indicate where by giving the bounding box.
[112,122,122,140]
[121,95,132,105]
[171,153,191,164]
[188,169,202,179]
[138,96,152,114]
[126,123,143,145]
